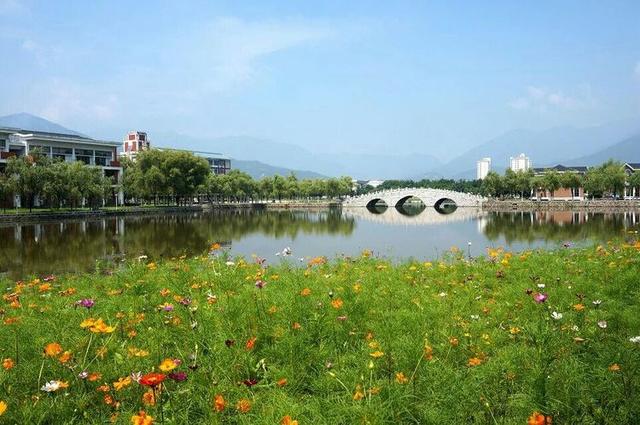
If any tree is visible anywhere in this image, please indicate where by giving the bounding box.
[541,170,561,200]
[560,172,583,200]
[5,154,50,211]
[0,173,16,212]
[481,171,503,198]
[628,171,640,198]
[600,160,626,198]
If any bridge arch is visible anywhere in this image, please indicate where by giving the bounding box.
[434,198,458,214]
[365,198,388,214]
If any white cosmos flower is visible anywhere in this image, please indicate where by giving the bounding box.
[225,261,235,266]
[597,321,607,329]
[592,300,602,307]
[470,315,480,320]
[630,336,640,344]
[551,311,563,320]
[537,284,546,289]
[41,381,60,392]
[439,292,447,297]
[572,325,579,332]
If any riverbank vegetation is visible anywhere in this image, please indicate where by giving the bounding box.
[0,240,639,423]
[481,160,639,200]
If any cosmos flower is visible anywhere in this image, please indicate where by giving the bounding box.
[236,398,251,413]
[139,373,165,387]
[597,321,607,329]
[41,380,68,392]
[214,394,225,412]
[533,293,548,303]
[169,372,188,382]
[281,416,299,425]
[44,343,63,357]
[551,311,563,320]
[528,411,552,425]
[159,358,179,372]
[113,376,132,391]
[131,411,154,425]
[629,336,640,344]
[255,280,267,289]
[75,299,95,309]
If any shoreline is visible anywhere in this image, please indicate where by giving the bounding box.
[482,199,640,212]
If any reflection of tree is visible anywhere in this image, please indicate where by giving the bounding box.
[483,211,636,244]
[0,209,355,279]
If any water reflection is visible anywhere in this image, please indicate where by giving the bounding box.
[1,207,638,280]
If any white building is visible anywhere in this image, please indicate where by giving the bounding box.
[509,153,531,172]
[121,131,231,175]
[0,126,123,204]
[476,157,491,179]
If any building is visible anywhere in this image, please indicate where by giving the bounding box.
[624,162,640,198]
[476,157,491,180]
[0,126,123,204]
[121,131,231,175]
[509,153,531,172]
[531,165,588,200]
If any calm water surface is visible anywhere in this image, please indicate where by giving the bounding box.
[1,207,639,279]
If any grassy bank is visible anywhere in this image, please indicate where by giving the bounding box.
[0,241,639,424]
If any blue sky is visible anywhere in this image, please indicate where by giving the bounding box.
[1,0,639,160]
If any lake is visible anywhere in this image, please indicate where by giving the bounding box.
[1,207,639,279]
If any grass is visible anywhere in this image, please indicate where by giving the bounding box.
[0,241,639,424]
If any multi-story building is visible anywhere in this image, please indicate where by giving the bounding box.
[121,131,231,175]
[509,153,531,172]
[624,162,640,199]
[0,125,123,203]
[476,157,491,180]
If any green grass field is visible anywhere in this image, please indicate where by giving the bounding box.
[1,240,639,424]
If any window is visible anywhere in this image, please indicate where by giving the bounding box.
[52,147,73,161]
[139,134,146,141]
[94,150,112,166]
[129,134,136,141]
[75,149,93,165]
[0,139,5,149]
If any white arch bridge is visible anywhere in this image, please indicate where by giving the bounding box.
[342,188,485,209]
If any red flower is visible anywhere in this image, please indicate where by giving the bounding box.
[139,373,166,387]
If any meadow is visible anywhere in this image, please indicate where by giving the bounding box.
[0,240,639,424]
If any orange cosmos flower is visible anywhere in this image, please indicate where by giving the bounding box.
[88,372,102,382]
[139,373,165,387]
[292,322,301,330]
[573,304,585,312]
[353,384,365,401]
[246,337,257,351]
[449,337,459,347]
[609,363,621,372]
[423,344,433,360]
[2,358,14,370]
[213,394,225,412]
[331,298,343,309]
[281,416,299,425]
[467,357,483,367]
[58,351,72,364]
[236,398,251,413]
[44,343,63,357]
[131,410,154,425]
[142,390,156,406]
[527,411,552,425]
[277,378,288,387]
[300,288,311,296]
[0,401,6,416]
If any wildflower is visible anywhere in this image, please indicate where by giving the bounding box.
[0,401,5,416]
[509,327,521,335]
[142,390,156,406]
[131,372,142,383]
[573,303,585,312]
[292,322,301,330]
[527,411,552,425]
[80,318,115,333]
[609,363,621,372]
[281,416,299,425]
[277,378,288,387]
[169,371,188,382]
[629,336,640,344]
[300,288,311,296]
[533,293,548,303]
[225,261,235,266]
[88,372,102,382]
[58,351,72,364]
[449,337,459,347]
[128,347,149,358]
[75,298,95,309]
[243,378,259,387]
[41,380,68,392]
[159,303,174,312]
[113,376,132,391]
[395,372,408,384]
[337,315,348,321]
[159,358,179,372]
[423,344,434,360]
[78,371,89,379]
[467,357,483,367]
[551,311,563,320]
[370,351,385,358]
[2,358,14,370]
[592,299,602,307]
[131,411,154,425]
[139,373,165,387]
[214,394,225,412]
[44,342,63,357]
[160,288,171,297]
[470,315,480,320]
[331,298,344,309]
[439,292,447,297]
[537,284,545,289]
[353,384,365,401]
[236,398,251,413]
[246,337,256,350]
[97,384,110,392]
[210,243,221,251]
[597,320,607,329]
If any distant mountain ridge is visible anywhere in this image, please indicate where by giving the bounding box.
[563,133,640,166]
[231,159,326,180]
[0,112,87,137]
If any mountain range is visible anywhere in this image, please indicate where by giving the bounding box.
[1,112,639,180]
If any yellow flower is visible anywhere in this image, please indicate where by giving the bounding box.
[609,363,621,372]
[113,376,132,391]
[131,410,154,425]
[142,390,156,406]
[0,400,6,416]
[159,358,177,372]
[300,288,311,296]
[395,372,408,384]
[353,384,365,401]
[573,303,585,312]
[370,351,385,358]
[509,327,521,335]
[467,357,483,367]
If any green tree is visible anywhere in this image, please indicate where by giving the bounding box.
[560,172,583,200]
[541,170,561,200]
[481,171,503,198]
[628,171,640,198]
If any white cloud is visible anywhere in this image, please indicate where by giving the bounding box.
[509,85,596,112]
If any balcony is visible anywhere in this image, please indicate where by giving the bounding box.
[0,151,17,160]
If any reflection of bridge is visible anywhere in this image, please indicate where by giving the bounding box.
[342,188,485,208]
[343,206,487,225]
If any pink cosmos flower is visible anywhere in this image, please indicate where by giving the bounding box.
[533,292,548,303]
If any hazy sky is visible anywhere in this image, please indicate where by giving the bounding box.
[1,0,639,161]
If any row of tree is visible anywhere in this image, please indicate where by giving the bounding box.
[481,160,639,199]
[122,149,354,205]
[356,178,483,195]
[0,153,114,211]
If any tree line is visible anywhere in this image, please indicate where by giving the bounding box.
[481,160,639,199]
[122,149,354,205]
[0,152,114,212]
